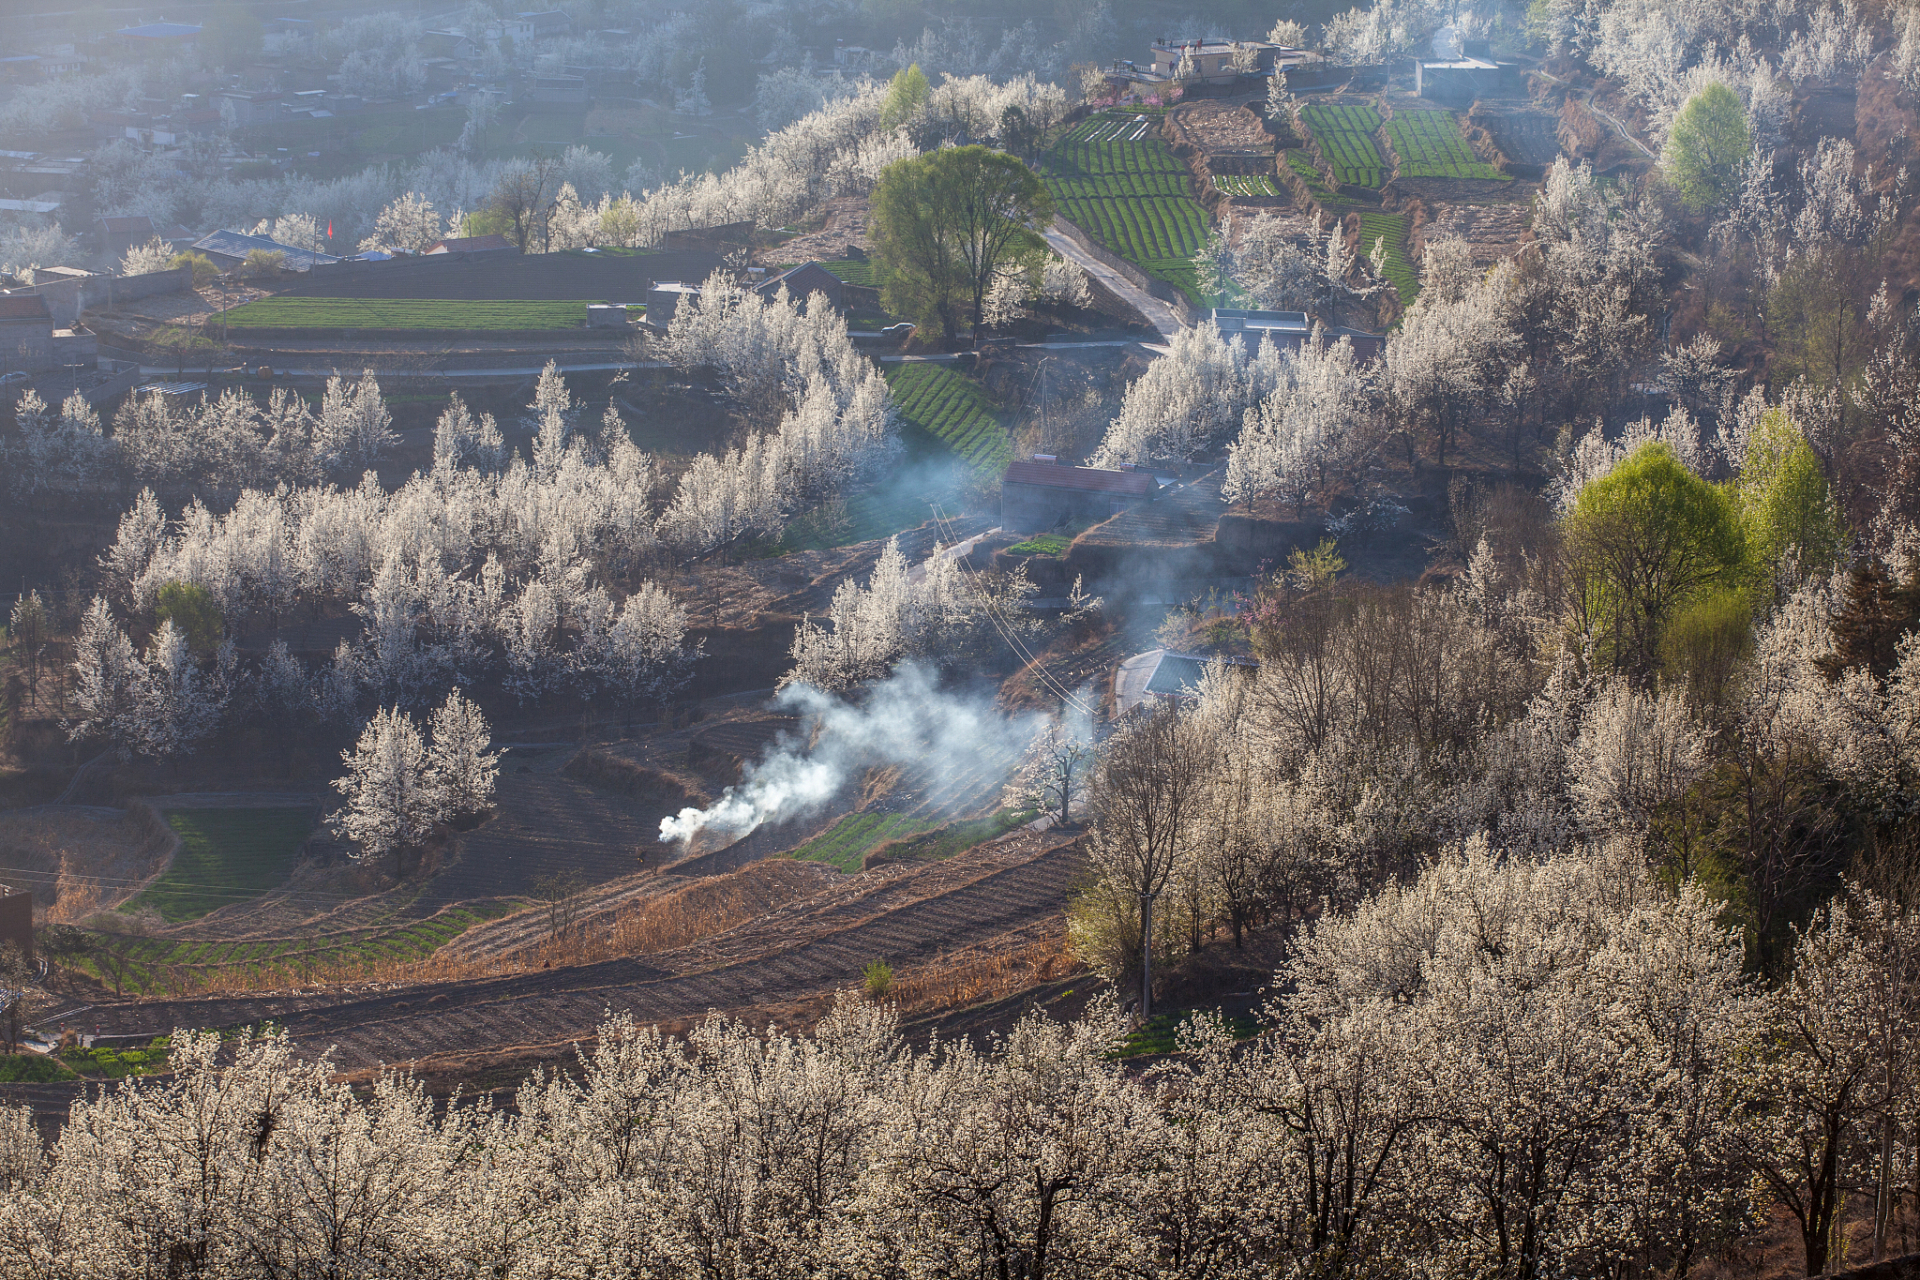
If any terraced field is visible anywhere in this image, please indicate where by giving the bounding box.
[221,298,593,330]
[1214,174,1282,197]
[1356,212,1419,306]
[78,828,1090,1071]
[134,807,316,922]
[71,904,514,996]
[1300,103,1388,188]
[1038,113,1211,305]
[1382,110,1509,180]
[884,362,1012,474]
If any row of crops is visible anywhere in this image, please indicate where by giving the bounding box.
[1039,111,1211,306]
[884,362,1013,474]
[1356,212,1419,306]
[1078,114,1160,142]
[1299,103,1388,188]
[1382,110,1510,181]
[1214,174,1282,197]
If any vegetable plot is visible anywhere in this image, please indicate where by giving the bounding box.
[885,362,1012,474]
[1038,112,1211,305]
[1299,103,1388,188]
[1214,174,1282,197]
[1382,110,1510,181]
[222,298,591,330]
[1356,212,1419,306]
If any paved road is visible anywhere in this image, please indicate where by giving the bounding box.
[1044,224,1184,341]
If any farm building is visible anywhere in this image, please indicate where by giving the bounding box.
[509,11,573,40]
[757,262,845,310]
[1147,39,1283,82]
[646,281,702,326]
[0,884,29,963]
[1001,458,1159,533]
[213,90,283,128]
[1114,649,1258,714]
[192,229,341,272]
[1213,310,1386,362]
[0,295,54,371]
[98,214,156,260]
[1415,53,1524,105]
[423,234,518,255]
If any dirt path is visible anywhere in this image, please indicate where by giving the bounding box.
[72,829,1085,1070]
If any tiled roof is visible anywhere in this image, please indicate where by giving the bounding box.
[1003,459,1156,496]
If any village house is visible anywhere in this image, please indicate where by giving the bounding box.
[1001,457,1160,533]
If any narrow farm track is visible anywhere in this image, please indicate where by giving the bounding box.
[76,830,1086,1070]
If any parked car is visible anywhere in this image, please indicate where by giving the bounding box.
[0,371,29,387]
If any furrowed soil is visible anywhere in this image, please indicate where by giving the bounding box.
[77,827,1087,1072]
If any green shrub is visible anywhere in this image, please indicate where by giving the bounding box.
[863,959,894,999]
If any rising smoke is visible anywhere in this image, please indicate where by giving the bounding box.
[658,662,1046,845]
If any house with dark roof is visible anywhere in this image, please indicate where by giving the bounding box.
[192,229,340,272]
[423,233,518,255]
[1001,457,1160,533]
[99,214,155,259]
[756,261,845,311]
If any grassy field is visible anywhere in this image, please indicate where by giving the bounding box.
[220,297,593,330]
[131,808,315,922]
[1006,531,1075,556]
[1356,212,1419,307]
[885,362,1013,475]
[1300,103,1388,188]
[1214,174,1282,197]
[790,813,937,872]
[1038,113,1211,305]
[1383,111,1509,181]
[1114,1009,1262,1058]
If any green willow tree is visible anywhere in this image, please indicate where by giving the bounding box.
[1566,442,1747,674]
[1664,83,1751,213]
[870,146,1054,343]
[879,63,931,130]
[1735,408,1845,593]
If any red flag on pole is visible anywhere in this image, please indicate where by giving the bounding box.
[326,220,332,240]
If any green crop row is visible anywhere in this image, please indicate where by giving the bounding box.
[1356,212,1419,306]
[789,812,937,872]
[1215,174,1281,197]
[1383,110,1510,181]
[1040,112,1213,306]
[885,362,1012,474]
[1300,103,1387,188]
[221,298,593,330]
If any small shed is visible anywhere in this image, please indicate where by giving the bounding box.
[1001,458,1159,533]
[191,229,340,272]
[646,280,701,327]
[757,261,845,311]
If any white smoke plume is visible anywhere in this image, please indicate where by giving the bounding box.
[658,662,1046,845]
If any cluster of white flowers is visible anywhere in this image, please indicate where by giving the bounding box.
[658,273,900,552]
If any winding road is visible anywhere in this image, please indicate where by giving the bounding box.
[1044,224,1185,341]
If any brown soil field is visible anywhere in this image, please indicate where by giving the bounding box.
[75,826,1087,1072]
[761,194,872,263]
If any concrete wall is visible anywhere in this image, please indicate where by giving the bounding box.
[0,890,30,963]
[0,320,53,373]
[11,266,190,327]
